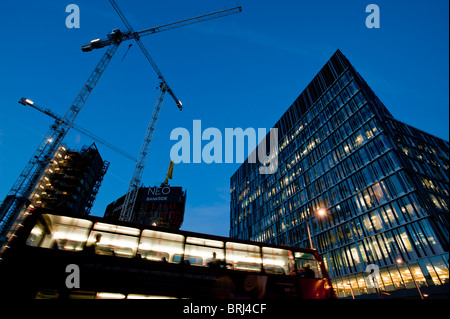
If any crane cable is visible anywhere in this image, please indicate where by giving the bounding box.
[121,44,133,63]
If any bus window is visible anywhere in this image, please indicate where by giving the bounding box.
[139,230,184,263]
[26,214,92,251]
[294,252,323,278]
[226,242,261,272]
[185,237,225,267]
[173,255,203,266]
[262,247,294,275]
[93,222,140,236]
[88,222,140,258]
[95,292,126,299]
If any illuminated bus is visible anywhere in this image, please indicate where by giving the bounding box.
[0,207,336,299]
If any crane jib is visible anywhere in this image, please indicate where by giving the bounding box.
[81,6,242,53]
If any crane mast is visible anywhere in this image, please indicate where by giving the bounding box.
[106,0,241,222]
[119,83,168,221]
[0,40,121,244]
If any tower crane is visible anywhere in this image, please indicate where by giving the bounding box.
[0,3,242,245]
[0,41,121,246]
[83,4,242,110]
[19,97,137,162]
[101,0,241,223]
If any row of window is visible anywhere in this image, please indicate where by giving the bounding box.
[333,254,449,298]
[283,192,426,251]
[246,140,417,244]
[389,117,449,247]
[277,69,355,155]
[291,116,378,192]
[274,55,350,140]
[234,100,380,226]
[321,218,442,277]
[233,167,439,252]
[231,69,357,207]
[247,141,399,240]
[27,214,323,278]
[401,143,448,177]
[428,193,449,211]
[276,85,366,185]
[233,113,382,237]
[408,148,442,175]
[388,118,449,162]
[295,131,389,207]
[318,176,412,233]
[420,176,449,198]
[314,198,426,254]
[231,76,448,265]
[302,67,355,126]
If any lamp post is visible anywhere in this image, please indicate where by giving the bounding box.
[344,282,355,299]
[396,258,424,299]
[306,208,327,250]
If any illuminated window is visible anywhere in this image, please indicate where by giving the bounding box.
[430,256,449,285]
[184,237,224,267]
[89,222,140,258]
[370,211,383,231]
[139,230,184,263]
[226,242,261,272]
[429,194,442,209]
[294,252,323,278]
[262,247,294,275]
[397,264,416,289]
[387,266,405,290]
[350,245,361,265]
[96,292,126,299]
[26,214,92,251]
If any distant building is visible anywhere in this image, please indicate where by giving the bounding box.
[104,186,186,230]
[31,143,109,215]
[230,50,449,298]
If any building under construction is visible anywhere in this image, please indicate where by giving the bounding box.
[29,143,109,215]
[104,186,187,230]
[0,2,240,249]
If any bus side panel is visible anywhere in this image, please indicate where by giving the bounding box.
[296,278,328,299]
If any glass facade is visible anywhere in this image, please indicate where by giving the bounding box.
[230,50,449,296]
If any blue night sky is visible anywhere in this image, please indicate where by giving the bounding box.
[0,0,448,237]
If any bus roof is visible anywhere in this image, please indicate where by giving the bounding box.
[28,207,319,255]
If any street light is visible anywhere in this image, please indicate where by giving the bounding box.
[396,258,424,299]
[317,208,326,217]
[306,208,327,249]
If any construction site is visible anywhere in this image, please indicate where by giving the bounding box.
[0,1,242,250]
[1,1,448,307]
[28,143,109,216]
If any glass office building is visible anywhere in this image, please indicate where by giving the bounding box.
[230,50,449,297]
